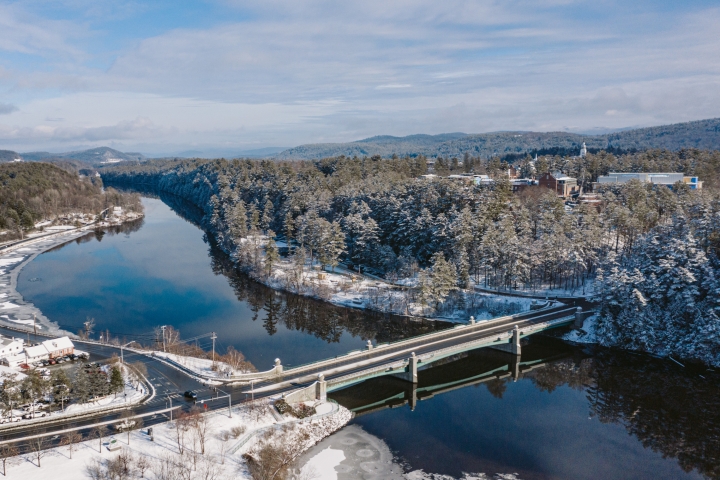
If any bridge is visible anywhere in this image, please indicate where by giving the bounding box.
[240,304,585,401]
[329,339,579,416]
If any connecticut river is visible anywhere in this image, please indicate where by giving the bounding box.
[18,195,719,479]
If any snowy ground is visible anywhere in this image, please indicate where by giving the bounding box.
[563,314,598,344]
[261,256,537,323]
[152,351,253,380]
[1,399,351,480]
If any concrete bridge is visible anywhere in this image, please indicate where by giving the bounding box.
[248,304,584,401]
[329,342,576,416]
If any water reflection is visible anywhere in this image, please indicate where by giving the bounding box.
[19,192,447,367]
[331,338,714,479]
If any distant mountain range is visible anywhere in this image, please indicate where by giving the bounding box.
[275,118,720,160]
[2,117,720,164]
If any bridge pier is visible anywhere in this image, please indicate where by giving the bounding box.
[489,325,521,355]
[574,307,584,328]
[393,352,418,383]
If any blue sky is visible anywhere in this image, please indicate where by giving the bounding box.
[0,0,719,155]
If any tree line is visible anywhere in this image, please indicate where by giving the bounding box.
[0,162,143,240]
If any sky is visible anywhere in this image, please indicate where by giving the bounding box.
[0,0,719,156]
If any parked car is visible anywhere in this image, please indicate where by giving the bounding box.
[22,403,44,412]
[183,391,198,401]
[48,359,56,365]
[22,411,47,419]
[0,415,20,424]
[114,420,136,431]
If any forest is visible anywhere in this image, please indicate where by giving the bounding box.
[0,162,143,240]
[101,148,720,365]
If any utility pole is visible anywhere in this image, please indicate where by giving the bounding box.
[211,332,217,364]
[33,314,37,335]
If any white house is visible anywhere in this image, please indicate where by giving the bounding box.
[1,353,27,368]
[24,344,49,363]
[0,336,24,358]
[41,336,74,358]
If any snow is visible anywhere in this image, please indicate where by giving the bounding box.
[0,257,24,267]
[153,352,252,379]
[0,301,20,309]
[0,400,351,480]
[300,447,345,480]
[564,314,598,344]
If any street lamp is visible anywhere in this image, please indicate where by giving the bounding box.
[120,341,138,366]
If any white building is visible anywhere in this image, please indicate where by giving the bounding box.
[24,345,49,364]
[1,353,27,368]
[0,336,24,358]
[596,172,702,190]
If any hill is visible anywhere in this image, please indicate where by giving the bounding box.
[0,150,22,162]
[0,162,142,239]
[275,118,720,160]
[20,147,145,165]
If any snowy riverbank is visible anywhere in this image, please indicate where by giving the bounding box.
[0,398,351,480]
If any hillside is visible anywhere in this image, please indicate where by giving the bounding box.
[0,162,142,237]
[0,150,21,162]
[276,118,720,160]
[20,147,145,165]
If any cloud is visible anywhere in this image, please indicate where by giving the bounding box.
[0,1,719,152]
[0,103,18,115]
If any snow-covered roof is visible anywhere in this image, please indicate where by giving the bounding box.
[25,345,49,357]
[42,336,74,352]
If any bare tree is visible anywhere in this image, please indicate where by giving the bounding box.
[90,425,108,453]
[136,453,151,478]
[244,425,312,480]
[151,453,177,480]
[28,435,51,467]
[108,448,133,479]
[60,431,82,459]
[197,455,224,480]
[174,412,192,455]
[189,406,210,454]
[0,443,18,476]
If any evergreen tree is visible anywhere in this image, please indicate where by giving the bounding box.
[264,231,280,276]
[109,366,124,396]
[261,199,274,232]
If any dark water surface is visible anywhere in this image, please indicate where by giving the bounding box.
[17,195,720,479]
[331,337,718,479]
[18,196,440,369]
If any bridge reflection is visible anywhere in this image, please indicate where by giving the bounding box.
[330,338,579,416]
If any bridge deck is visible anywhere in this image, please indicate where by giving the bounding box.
[248,305,579,395]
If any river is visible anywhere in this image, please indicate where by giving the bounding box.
[17,195,719,479]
